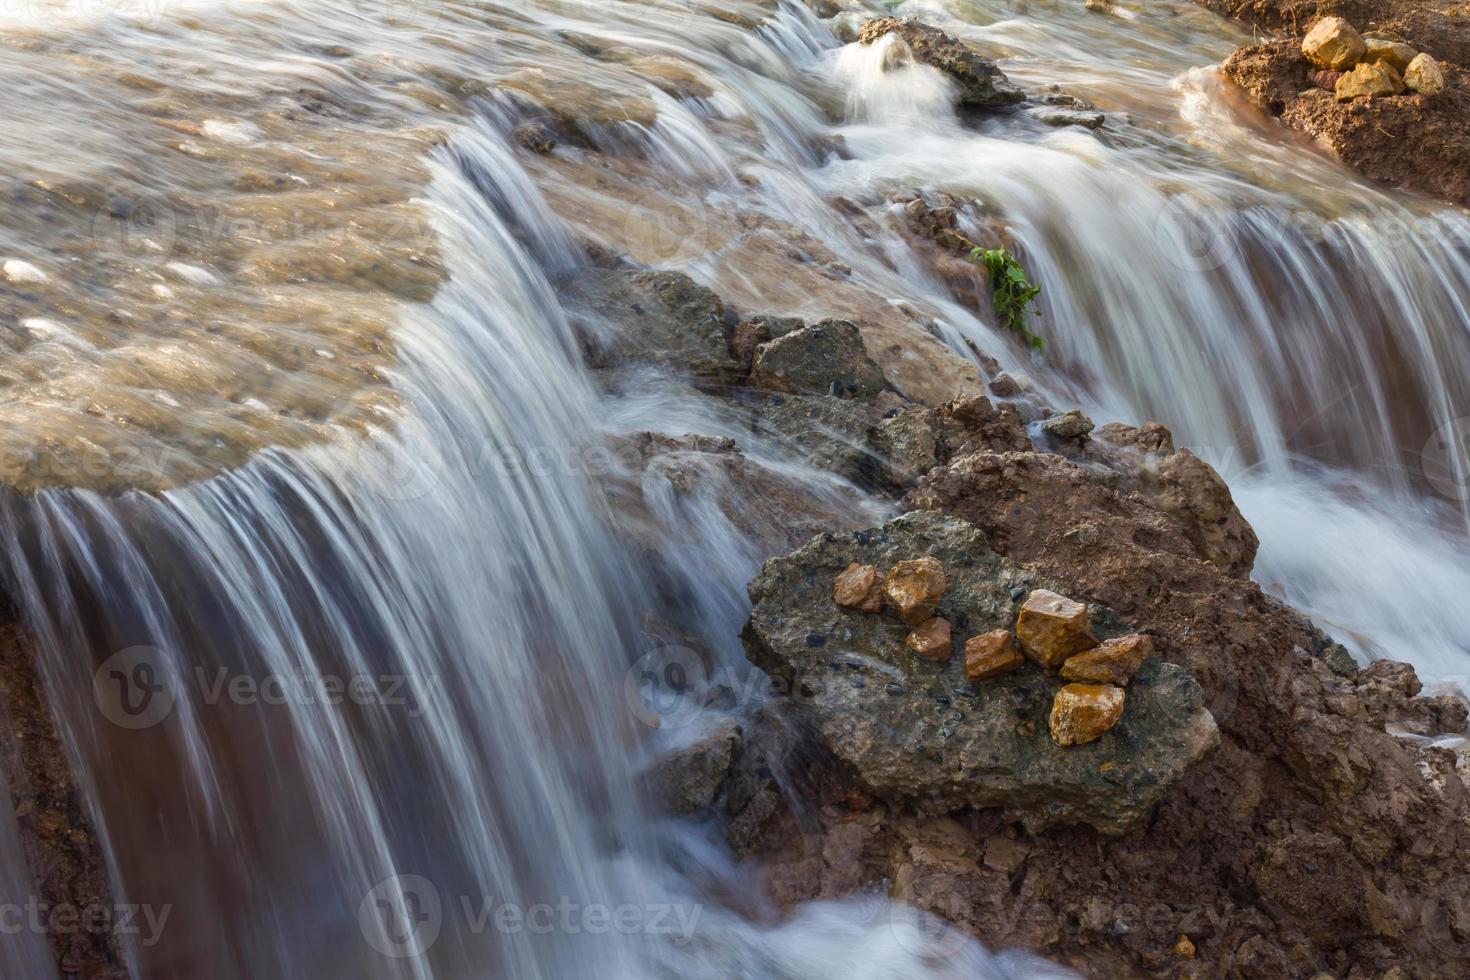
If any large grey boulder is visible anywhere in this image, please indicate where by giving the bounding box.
[748,319,886,399]
[562,268,742,385]
[741,511,1218,834]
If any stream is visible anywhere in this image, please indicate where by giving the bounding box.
[0,0,1467,975]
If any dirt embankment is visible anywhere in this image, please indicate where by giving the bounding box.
[1209,1,1470,206]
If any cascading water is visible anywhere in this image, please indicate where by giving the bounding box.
[0,89,1054,977]
[1,0,1468,974]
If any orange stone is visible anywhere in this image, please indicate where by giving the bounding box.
[964,629,1024,681]
[884,557,947,625]
[905,617,952,661]
[1173,935,1196,959]
[1015,589,1097,668]
[1049,683,1125,746]
[1060,634,1153,685]
[833,563,883,613]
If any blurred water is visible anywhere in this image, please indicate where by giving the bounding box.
[0,0,1468,974]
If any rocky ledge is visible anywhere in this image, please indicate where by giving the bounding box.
[742,510,1218,835]
[566,252,1470,976]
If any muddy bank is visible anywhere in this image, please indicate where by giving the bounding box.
[1208,5,1470,206]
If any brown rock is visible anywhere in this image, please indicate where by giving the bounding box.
[1310,68,1342,91]
[1049,683,1125,746]
[905,617,953,661]
[1404,52,1446,95]
[1363,37,1417,73]
[884,556,947,625]
[833,563,883,613]
[1302,16,1366,71]
[964,629,1024,681]
[1335,61,1400,100]
[1060,634,1154,685]
[729,318,772,374]
[1015,589,1097,668]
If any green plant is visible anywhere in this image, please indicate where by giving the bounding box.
[969,246,1044,353]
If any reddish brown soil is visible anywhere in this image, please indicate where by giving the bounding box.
[1212,7,1470,206]
[0,622,127,979]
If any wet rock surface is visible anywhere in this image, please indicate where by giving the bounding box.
[563,267,743,385]
[857,18,1026,109]
[646,719,743,815]
[566,241,1470,974]
[748,318,887,399]
[742,510,1219,834]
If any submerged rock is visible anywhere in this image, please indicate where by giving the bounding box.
[857,18,1025,109]
[1029,106,1106,129]
[646,719,741,815]
[563,268,742,384]
[742,511,1219,833]
[753,393,879,484]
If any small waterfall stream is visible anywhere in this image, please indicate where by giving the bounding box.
[0,0,1467,974]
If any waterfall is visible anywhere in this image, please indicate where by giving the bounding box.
[1,0,1468,973]
[0,112,1053,976]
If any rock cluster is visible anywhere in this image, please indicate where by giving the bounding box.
[1220,10,1468,204]
[828,557,1154,751]
[1301,18,1445,98]
[1298,18,1447,99]
[743,510,1219,834]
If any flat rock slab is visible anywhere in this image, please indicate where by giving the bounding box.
[742,511,1218,834]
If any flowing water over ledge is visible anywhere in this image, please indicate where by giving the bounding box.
[1,0,1468,975]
